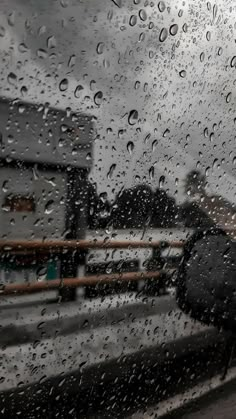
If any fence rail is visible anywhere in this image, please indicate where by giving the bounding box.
[0,270,177,295]
[0,239,184,252]
[0,239,182,297]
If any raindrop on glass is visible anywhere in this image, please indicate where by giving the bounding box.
[45,200,54,215]
[21,86,28,96]
[200,52,205,62]
[18,104,25,114]
[128,110,138,125]
[74,85,84,98]
[129,15,137,26]
[8,12,15,26]
[139,9,147,21]
[18,43,28,53]
[159,28,168,42]
[169,24,178,36]
[0,26,5,37]
[47,36,57,48]
[37,48,48,59]
[149,166,154,180]
[206,31,211,41]
[159,175,165,188]
[96,42,105,54]
[152,140,158,151]
[59,78,69,91]
[68,55,76,67]
[2,181,9,193]
[158,1,165,12]
[107,164,116,179]
[127,141,134,155]
[111,0,122,7]
[94,91,103,106]
[230,56,236,68]
[163,128,170,137]
[179,70,186,78]
[7,72,17,85]
[226,92,232,103]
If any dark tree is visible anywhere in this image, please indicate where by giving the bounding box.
[111,185,153,229]
[150,189,178,228]
[184,170,206,197]
[179,201,215,228]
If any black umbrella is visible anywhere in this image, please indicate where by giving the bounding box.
[176,228,236,378]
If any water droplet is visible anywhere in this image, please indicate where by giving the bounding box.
[7,72,17,85]
[149,166,154,180]
[212,158,218,169]
[47,36,57,48]
[18,43,28,53]
[179,70,186,78]
[86,152,92,161]
[159,28,168,42]
[206,31,211,41]
[226,92,232,103]
[107,164,116,179]
[213,4,218,20]
[8,12,15,26]
[169,24,178,36]
[134,81,140,89]
[182,23,188,33]
[159,175,165,188]
[139,9,147,21]
[210,132,214,142]
[96,42,105,54]
[94,91,103,106]
[163,128,170,137]
[218,47,223,56]
[0,26,6,37]
[21,86,28,96]
[111,0,122,7]
[127,141,134,154]
[74,85,84,98]
[18,104,26,114]
[68,54,76,67]
[59,78,68,91]
[230,56,236,68]
[45,200,54,215]
[38,25,46,36]
[204,128,208,137]
[152,140,158,151]
[37,48,48,59]
[129,15,137,26]
[200,52,205,62]
[128,110,138,125]
[2,181,9,193]
[158,1,165,12]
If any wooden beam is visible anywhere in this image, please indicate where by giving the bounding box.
[0,270,173,295]
[0,239,184,253]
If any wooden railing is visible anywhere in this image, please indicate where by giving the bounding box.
[0,239,184,252]
[0,239,184,296]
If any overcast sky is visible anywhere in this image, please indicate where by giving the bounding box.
[0,0,235,204]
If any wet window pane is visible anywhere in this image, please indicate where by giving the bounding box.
[0,0,236,418]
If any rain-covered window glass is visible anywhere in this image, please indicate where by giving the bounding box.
[0,1,236,418]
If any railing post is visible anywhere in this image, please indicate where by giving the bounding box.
[59,168,89,301]
[143,242,168,296]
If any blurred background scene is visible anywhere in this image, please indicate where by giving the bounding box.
[0,1,236,418]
